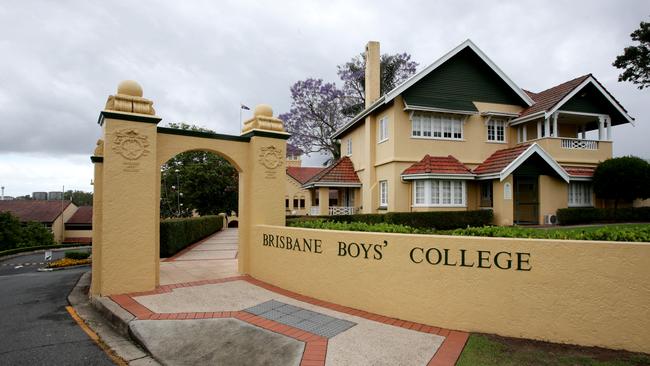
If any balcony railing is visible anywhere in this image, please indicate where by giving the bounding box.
[310,206,357,216]
[329,206,356,216]
[560,138,598,150]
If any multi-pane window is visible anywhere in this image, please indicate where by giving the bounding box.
[379,180,388,207]
[411,113,463,140]
[412,180,466,207]
[568,182,593,207]
[378,116,389,142]
[346,138,352,156]
[487,119,506,142]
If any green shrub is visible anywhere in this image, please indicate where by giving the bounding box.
[450,225,650,242]
[385,210,493,230]
[289,219,431,234]
[0,212,54,251]
[557,207,650,226]
[160,215,223,257]
[65,251,91,260]
[288,210,492,230]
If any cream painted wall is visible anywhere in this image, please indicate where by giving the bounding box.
[51,203,78,243]
[285,176,312,215]
[65,229,93,239]
[252,225,650,354]
[539,175,568,224]
[493,177,514,226]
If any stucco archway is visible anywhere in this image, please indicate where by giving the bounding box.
[90,81,289,296]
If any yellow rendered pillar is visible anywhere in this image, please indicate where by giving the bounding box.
[91,80,161,296]
[319,187,330,216]
[238,105,290,274]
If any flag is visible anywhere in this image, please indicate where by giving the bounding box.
[240,104,250,110]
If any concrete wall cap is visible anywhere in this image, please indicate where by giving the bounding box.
[117,80,143,97]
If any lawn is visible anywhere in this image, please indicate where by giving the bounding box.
[457,334,650,366]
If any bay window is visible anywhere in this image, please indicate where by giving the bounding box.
[412,179,466,207]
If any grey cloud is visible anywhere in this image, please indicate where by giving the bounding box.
[0,0,647,160]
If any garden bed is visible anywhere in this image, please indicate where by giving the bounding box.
[287,220,650,242]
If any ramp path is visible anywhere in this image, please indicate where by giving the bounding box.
[110,228,468,365]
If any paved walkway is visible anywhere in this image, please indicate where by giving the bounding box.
[159,228,238,285]
[109,228,468,365]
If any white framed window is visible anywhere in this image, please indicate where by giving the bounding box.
[379,180,388,207]
[411,113,463,140]
[487,119,506,142]
[346,138,352,156]
[378,116,389,143]
[412,179,466,207]
[568,182,593,207]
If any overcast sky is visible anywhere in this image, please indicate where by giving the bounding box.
[0,0,647,197]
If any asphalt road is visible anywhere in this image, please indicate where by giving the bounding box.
[0,252,114,366]
[0,247,91,276]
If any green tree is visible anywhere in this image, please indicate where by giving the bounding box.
[593,156,650,208]
[0,212,23,250]
[160,123,238,218]
[613,20,650,89]
[64,190,93,206]
[0,212,54,250]
[18,222,54,248]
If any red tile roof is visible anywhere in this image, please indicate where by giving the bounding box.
[67,206,93,224]
[287,167,324,184]
[402,155,473,176]
[473,144,531,175]
[519,75,591,117]
[562,165,595,177]
[304,157,361,186]
[0,200,73,223]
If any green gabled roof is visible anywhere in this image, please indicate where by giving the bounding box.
[402,47,530,112]
[332,39,533,139]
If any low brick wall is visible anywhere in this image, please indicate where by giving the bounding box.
[249,225,650,353]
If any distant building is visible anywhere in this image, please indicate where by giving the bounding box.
[0,200,92,243]
[48,191,64,200]
[32,192,48,200]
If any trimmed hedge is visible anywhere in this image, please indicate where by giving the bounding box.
[557,207,650,226]
[160,215,223,258]
[288,210,493,230]
[65,250,91,260]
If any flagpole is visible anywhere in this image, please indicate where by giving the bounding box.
[239,104,243,132]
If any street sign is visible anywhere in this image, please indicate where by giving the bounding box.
[44,250,52,261]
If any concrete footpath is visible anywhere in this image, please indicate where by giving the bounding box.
[92,229,469,366]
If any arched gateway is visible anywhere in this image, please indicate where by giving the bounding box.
[90,80,288,296]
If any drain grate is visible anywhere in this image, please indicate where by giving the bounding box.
[244,300,356,338]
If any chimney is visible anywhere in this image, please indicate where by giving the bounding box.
[365,41,380,107]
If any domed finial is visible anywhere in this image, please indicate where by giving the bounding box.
[254,104,273,117]
[117,80,143,97]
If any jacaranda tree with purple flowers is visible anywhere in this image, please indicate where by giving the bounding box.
[338,52,418,117]
[280,52,417,163]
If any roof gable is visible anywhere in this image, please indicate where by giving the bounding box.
[515,75,634,125]
[303,157,361,188]
[286,167,324,185]
[401,155,474,177]
[473,143,569,182]
[332,39,532,139]
[402,47,531,112]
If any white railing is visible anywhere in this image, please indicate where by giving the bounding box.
[310,206,320,216]
[561,138,598,150]
[329,206,356,216]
